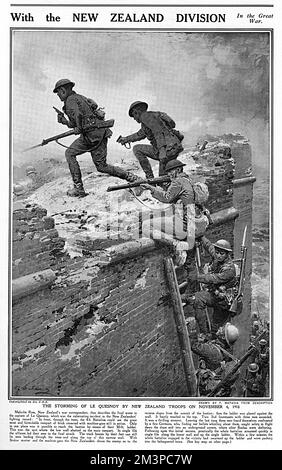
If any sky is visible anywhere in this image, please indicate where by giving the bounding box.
[12,31,270,168]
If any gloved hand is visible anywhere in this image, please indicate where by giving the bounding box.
[140,184,154,191]
[73,127,81,135]
[57,115,69,125]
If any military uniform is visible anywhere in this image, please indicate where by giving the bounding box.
[60,92,136,190]
[191,236,237,334]
[149,172,195,237]
[191,336,239,396]
[142,171,208,243]
[124,110,184,178]
[191,337,226,370]
[244,371,265,397]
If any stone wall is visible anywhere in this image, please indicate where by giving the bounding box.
[12,236,187,397]
[12,205,65,279]
[11,137,255,398]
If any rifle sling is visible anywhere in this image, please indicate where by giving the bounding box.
[214,344,238,362]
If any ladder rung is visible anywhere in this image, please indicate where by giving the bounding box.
[178,281,188,290]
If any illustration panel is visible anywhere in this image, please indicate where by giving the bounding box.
[11,30,270,398]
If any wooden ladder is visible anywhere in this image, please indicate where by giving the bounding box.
[164,257,197,397]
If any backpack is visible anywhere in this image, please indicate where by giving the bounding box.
[80,95,106,119]
[192,181,209,206]
[159,112,184,142]
[159,111,176,129]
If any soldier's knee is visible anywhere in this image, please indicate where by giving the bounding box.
[133,144,143,158]
[95,162,108,173]
[65,148,77,162]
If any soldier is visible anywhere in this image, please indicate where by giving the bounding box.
[141,159,209,265]
[53,79,138,197]
[13,166,42,197]
[184,236,237,334]
[191,323,240,396]
[243,363,265,397]
[191,322,239,370]
[117,101,184,178]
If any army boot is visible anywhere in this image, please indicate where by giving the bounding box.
[66,183,87,198]
[144,170,154,180]
[135,154,155,180]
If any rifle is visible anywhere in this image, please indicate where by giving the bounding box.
[195,240,212,332]
[229,225,248,315]
[207,329,267,397]
[106,176,170,192]
[22,119,115,153]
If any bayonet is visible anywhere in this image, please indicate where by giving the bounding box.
[229,225,248,315]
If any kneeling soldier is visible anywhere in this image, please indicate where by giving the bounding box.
[141,159,209,265]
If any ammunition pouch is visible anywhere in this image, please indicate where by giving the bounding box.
[229,295,243,316]
[94,108,106,120]
[165,138,184,158]
[82,116,112,145]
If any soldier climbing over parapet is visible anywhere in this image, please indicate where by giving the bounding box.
[140,159,210,265]
[52,79,139,197]
[183,235,238,334]
[117,101,184,179]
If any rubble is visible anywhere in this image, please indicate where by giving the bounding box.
[13,137,237,258]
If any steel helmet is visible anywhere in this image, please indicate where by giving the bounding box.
[13,183,25,195]
[248,363,259,374]
[26,166,36,176]
[259,353,268,360]
[53,79,75,93]
[128,101,148,117]
[259,339,267,347]
[213,239,232,252]
[224,322,239,345]
[165,159,186,172]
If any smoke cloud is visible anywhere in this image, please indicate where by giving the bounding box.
[13,31,270,168]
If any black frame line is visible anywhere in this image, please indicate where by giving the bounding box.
[8,26,273,402]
